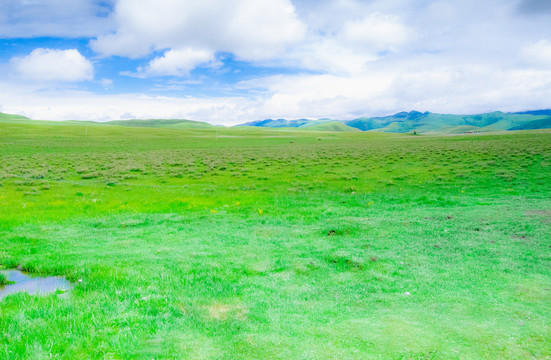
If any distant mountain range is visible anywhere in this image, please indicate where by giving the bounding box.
[2,110,551,133]
[237,110,551,133]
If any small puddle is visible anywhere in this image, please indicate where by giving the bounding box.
[0,270,73,300]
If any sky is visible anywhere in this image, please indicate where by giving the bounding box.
[0,0,551,125]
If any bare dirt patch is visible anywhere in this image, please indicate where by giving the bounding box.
[524,210,551,223]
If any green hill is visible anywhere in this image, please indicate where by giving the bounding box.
[300,121,361,132]
[239,110,551,134]
[373,121,415,133]
[509,117,551,131]
[104,119,215,129]
[0,112,31,121]
[346,111,551,134]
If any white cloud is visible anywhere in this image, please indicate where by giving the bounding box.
[99,78,114,87]
[134,48,217,78]
[91,0,306,60]
[0,88,254,124]
[235,57,551,120]
[10,48,94,82]
[340,13,411,51]
[288,39,376,75]
[522,40,551,68]
[281,12,411,75]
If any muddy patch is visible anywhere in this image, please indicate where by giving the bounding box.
[0,270,73,300]
[524,210,551,223]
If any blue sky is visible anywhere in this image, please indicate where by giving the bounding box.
[1,0,551,125]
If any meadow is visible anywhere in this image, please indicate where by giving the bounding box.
[0,119,550,359]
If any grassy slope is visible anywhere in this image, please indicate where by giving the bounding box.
[300,121,361,132]
[0,119,550,359]
[372,121,414,133]
[0,112,30,120]
[510,117,551,131]
[0,113,31,121]
[104,119,215,129]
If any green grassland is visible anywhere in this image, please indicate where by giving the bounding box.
[0,118,550,359]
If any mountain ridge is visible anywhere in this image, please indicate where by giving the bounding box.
[236,110,551,133]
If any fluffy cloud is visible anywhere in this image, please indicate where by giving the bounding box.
[10,48,94,82]
[288,39,376,75]
[340,14,411,51]
[285,12,411,75]
[133,48,217,78]
[522,40,551,68]
[91,0,305,60]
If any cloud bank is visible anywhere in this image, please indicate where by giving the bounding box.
[90,0,306,60]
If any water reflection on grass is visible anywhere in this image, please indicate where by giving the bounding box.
[0,270,73,300]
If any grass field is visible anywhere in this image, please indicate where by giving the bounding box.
[0,119,550,359]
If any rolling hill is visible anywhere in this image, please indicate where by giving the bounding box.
[104,119,215,129]
[0,112,31,121]
[300,121,361,132]
[238,110,551,134]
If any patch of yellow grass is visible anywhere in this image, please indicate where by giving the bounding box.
[205,302,249,321]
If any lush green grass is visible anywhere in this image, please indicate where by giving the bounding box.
[0,273,8,286]
[1,119,550,359]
